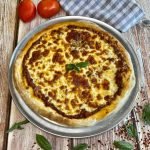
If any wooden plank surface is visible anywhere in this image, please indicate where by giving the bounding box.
[7,1,69,149]
[72,29,146,150]
[132,24,150,150]
[72,0,150,149]
[0,0,149,149]
[0,0,18,149]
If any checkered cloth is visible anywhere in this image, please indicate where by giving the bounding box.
[59,0,144,32]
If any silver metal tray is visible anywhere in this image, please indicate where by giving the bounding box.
[8,16,140,138]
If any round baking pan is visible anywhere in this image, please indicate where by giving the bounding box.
[8,16,141,138]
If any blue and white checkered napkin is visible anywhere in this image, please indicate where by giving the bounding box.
[59,0,144,32]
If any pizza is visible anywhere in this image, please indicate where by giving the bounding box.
[14,21,135,127]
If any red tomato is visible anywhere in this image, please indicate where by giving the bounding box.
[18,0,36,22]
[37,0,60,18]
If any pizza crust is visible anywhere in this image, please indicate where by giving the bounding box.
[14,21,135,127]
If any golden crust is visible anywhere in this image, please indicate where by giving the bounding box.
[14,21,135,127]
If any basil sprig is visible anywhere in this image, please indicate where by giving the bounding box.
[142,104,150,125]
[66,64,80,72]
[73,143,88,150]
[7,119,29,132]
[66,61,88,72]
[113,140,133,150]
[76,62,89,68]
[36,134,52,150]
[125,123,137,138]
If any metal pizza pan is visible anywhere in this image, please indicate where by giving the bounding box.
[8,16,140,138]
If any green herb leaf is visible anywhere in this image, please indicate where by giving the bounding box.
[125,123,137,138]
[66,61,88,72]
[36,134,52,150]
[142,104,150,125]
[66,64,76,70]
[66,64,80,72]
[113,140,133,150]
[76,61,88,68]
[7,119,29,132]
[73,143,88,150]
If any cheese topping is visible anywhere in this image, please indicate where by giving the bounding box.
[22,22,131,119]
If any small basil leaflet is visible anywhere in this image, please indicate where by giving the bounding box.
[125,123,137,138]
[66,64,80,72]
[76,62,89,68]
[7,119,29,132]
[36,134,52,150]
[142,104,150,125]
[113,140,133,150]
[73,143,88,150]
[66,61,88,72]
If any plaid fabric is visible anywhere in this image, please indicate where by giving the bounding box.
[59,0,144,32]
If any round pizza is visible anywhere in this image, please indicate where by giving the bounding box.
[14,21,135,126]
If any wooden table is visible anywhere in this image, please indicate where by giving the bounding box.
[0,0,150,149]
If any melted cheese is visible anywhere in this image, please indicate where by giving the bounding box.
[22,22,132,117]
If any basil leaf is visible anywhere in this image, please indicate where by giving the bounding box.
[66,64,80,72]
[76,61,88,68]
[7,119,29,132]
[125,123,137,138]
[36,134,52,150]
[74,65,80,72]
[66,64,76,70]
[73,143,88,150]
[142,104,150,125]
[66,61,88,72]
[113,141,133,150]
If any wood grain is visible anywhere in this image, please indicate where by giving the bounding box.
[7,1,69,149]
[72,28,140,149]
[73,1,150,149]
[0,0,18,149]
[133,24,150,150]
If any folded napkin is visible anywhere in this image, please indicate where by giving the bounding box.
[59,0,144,32]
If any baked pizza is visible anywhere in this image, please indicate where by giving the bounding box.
[14,21,135,126]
